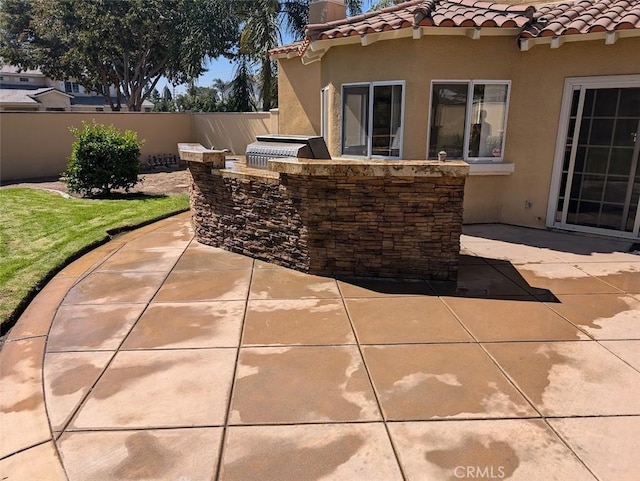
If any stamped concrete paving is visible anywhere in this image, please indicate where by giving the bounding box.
[2,212,640,480]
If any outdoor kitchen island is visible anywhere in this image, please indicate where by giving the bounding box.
[180,143,469,281]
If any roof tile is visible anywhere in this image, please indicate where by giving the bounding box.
[305,0,534,41]
[271,0,640,56]
[523,0,640,38]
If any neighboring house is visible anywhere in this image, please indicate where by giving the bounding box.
[0,64,153,112]
[0,87,73,111]
[271,0,640,240]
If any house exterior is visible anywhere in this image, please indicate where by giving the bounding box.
[271,0,640,239]
[0,65,153,112]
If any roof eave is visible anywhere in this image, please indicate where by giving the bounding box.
[297,25,524,64]
[30,88,74,99]
[519,28,640,51]
[277,25,640,64]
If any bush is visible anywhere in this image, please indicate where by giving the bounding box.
[63,122,142,197]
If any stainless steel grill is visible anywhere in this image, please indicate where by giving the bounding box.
[246,134,330,169]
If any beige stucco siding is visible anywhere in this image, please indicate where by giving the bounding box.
[278,59,322,136]
[277,35,640,227]
[281,37,519,159]
[502,38,640,227]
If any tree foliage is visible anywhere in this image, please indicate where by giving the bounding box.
[233,0,362,111]
[226,56,258,112]
[0,0,239,111]
[175,86,222,112]
[151,79,250,113]
[369,0,408,10]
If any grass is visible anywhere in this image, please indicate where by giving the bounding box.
[0,188,189,330]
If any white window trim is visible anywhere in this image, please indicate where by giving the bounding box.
[340,80,406,160]
[546,74,640,235]
[426,79,511,163]
[468,162,515,175]
[321,86,329,143]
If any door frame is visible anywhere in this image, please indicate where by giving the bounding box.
[546,74,640,239]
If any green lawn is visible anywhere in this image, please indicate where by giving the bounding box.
[0,188,189,330]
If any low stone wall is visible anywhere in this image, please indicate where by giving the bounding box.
[189,161,310,271]
[285,174,465,279]
[186,153,468,280]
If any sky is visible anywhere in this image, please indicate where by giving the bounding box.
[161,0,379,96]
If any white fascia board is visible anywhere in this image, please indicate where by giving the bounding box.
[519,29,640,51]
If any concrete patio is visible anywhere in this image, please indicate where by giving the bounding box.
[2,212,640,480]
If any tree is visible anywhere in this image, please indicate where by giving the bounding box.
[0,0,239,111]
[162,86,173,102]
[212,78,231,103]
[226,56,258,112]
[369,0,408,9]
[233,0,362,111]
[151,87,176,112]
[174,86,220,112]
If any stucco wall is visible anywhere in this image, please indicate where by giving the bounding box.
[0,112,193,181]
[277,35,640,227]
[502,39,640,227]
[0,112,276,182]
[278,59,322,136]
[191,112,272,155]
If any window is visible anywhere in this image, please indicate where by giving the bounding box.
[342,82,404,158]
[64,81,80,93]
[428,81,510,162]
[19,77,29,82]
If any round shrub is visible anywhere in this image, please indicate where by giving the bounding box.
[63,122,142,197]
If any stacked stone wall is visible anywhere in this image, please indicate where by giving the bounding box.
[188,161,465,280]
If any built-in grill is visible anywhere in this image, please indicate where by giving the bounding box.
[246,134,331,169]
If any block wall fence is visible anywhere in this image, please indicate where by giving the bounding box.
[0,111,278,182]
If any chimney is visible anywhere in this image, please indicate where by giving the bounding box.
[309,0,346,25]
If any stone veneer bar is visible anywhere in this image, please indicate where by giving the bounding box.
[181,145,468,280]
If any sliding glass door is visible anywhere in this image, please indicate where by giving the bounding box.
[552,78,640,237]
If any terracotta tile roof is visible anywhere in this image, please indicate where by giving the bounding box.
[268,39,310,56]
[306,0,535,40]
[269,0,640,56]
[522,0,640,37]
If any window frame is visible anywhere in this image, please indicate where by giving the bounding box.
[341,80,406,160]
[64,81,80,93]
[427,79,511,163]
[321,86,329,143]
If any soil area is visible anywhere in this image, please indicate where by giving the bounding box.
[0,167,191,197]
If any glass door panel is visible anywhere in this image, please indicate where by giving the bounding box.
[556,86,640,234]
[342,86,369,156]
